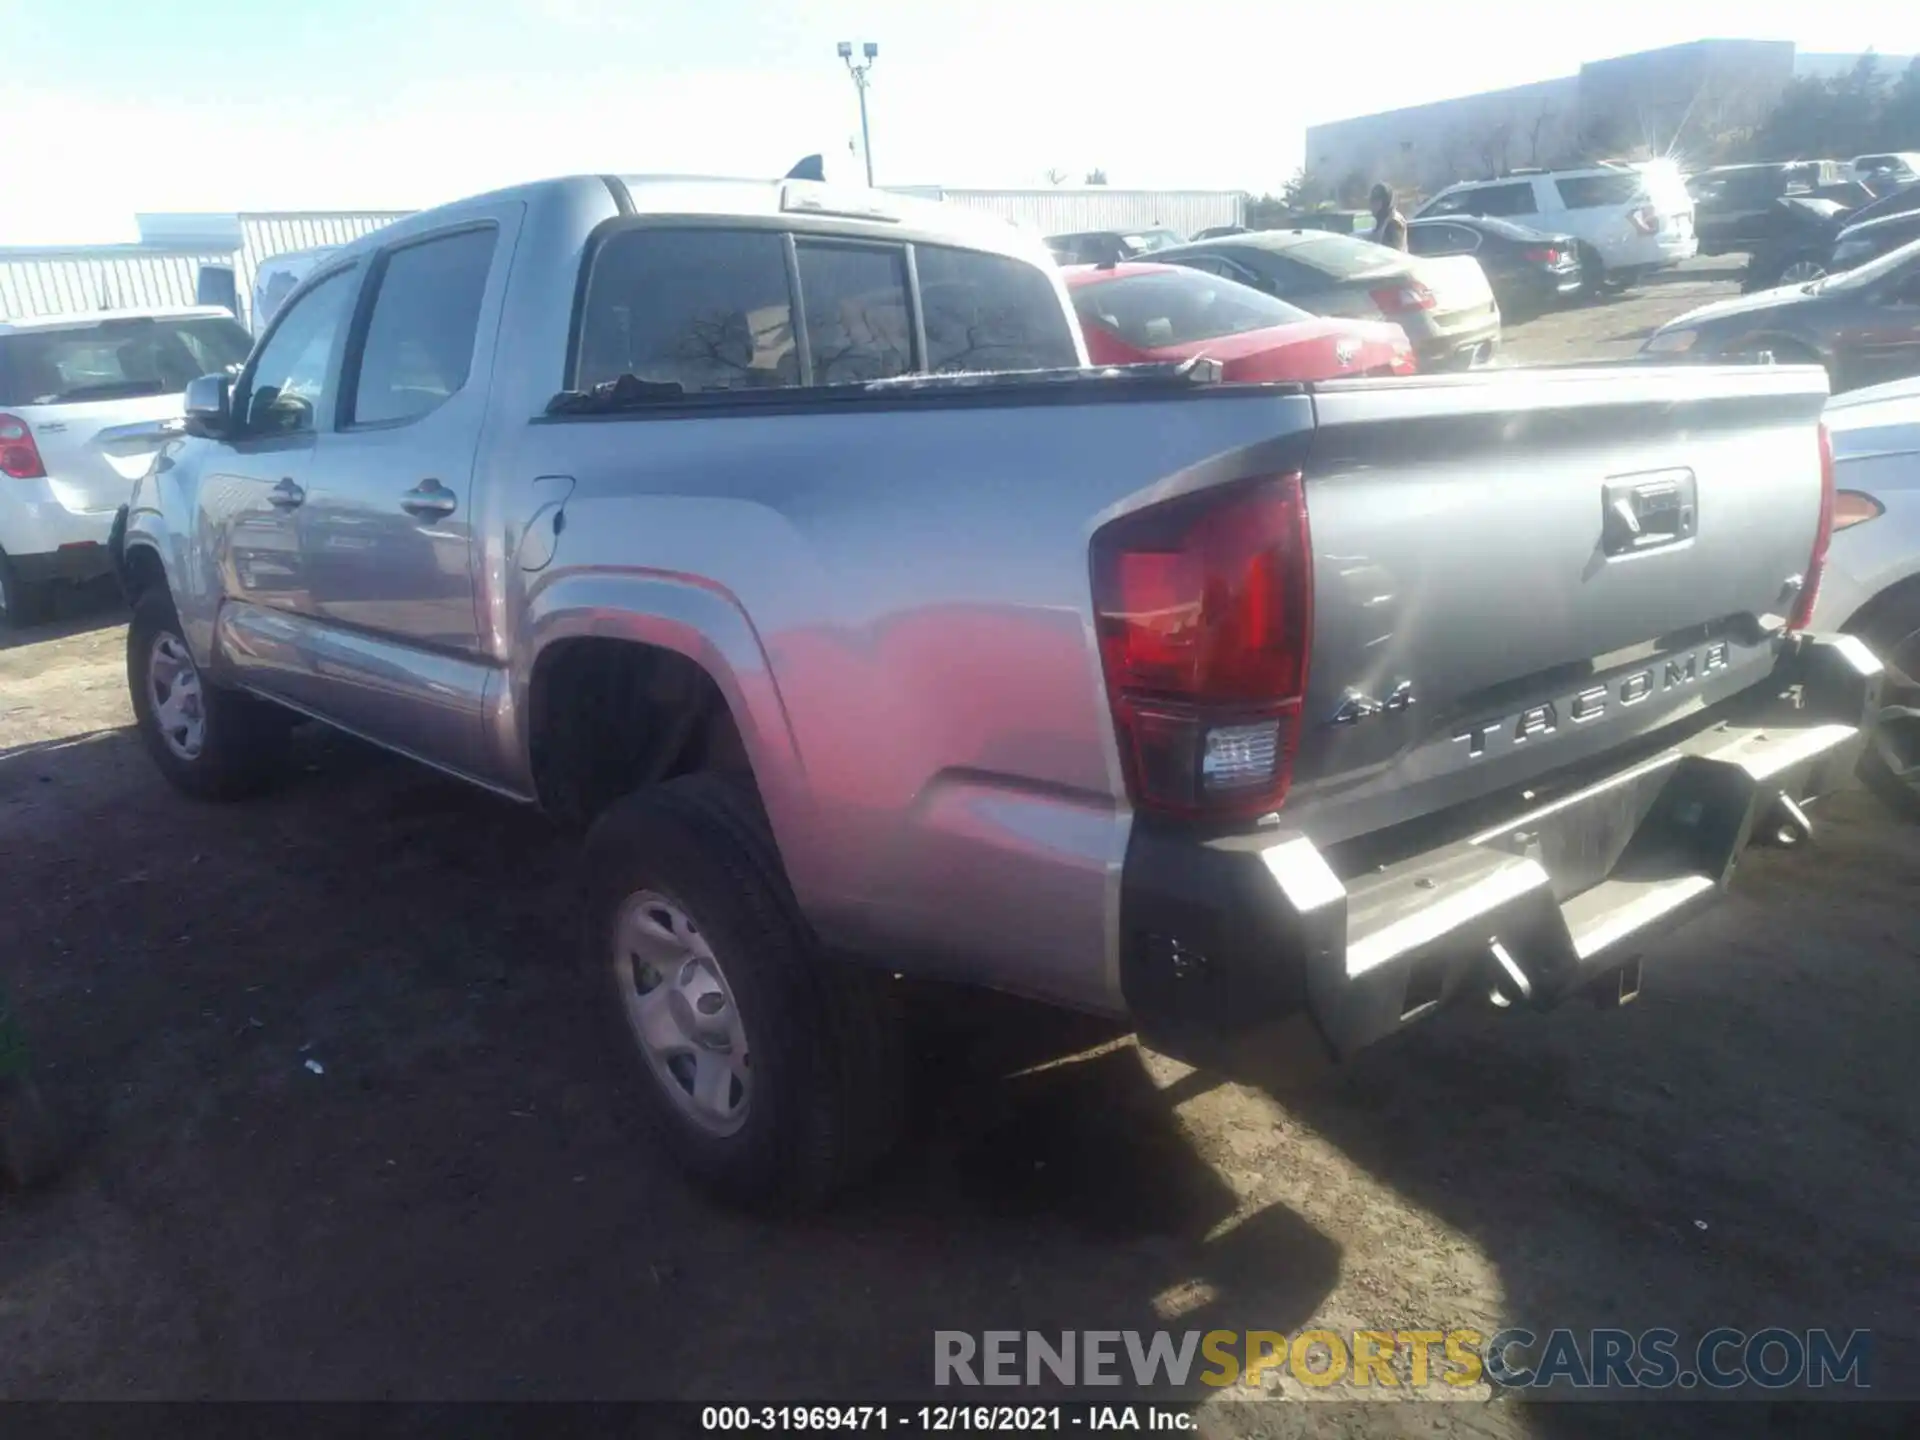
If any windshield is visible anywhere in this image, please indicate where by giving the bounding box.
[1814,234,1920,294]
[1267,233,1405,279]
[1459,215,1558,242]
[1073,269,1313,348]
[1124,230,1185,253]
[0,315,253,406]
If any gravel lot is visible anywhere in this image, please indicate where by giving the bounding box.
[4,265,1917,1431]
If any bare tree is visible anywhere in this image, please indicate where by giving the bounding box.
[1084,168,1109,185]
[1044,168,1067,186]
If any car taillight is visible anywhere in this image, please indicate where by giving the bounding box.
[1788,422,1835,631]
[1091,474,1313,819]
[1369,281,1436,315]
[1521,246,1561,263]
[0,413,47,480]
[1629,205,1660,235]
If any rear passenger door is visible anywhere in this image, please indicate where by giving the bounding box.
[287,203,522,775]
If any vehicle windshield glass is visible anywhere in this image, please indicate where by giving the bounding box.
[0,315,253,406]
[1265,233,1404,279]
[1124,230,1184,253]
[1814,235,1920,294]
[1073,269,1313,347]
[1458,215,1557,242]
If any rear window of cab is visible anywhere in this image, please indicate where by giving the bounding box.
[574,227,1080,393]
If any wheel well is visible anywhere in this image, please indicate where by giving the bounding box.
[1842,571,1920,647]
[528,638,756,829]
[121,543,167,604]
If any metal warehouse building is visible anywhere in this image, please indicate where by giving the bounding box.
[2,211,409,325]
[1304,40,1909,200]
[3,188,1244,323]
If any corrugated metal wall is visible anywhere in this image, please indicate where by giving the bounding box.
[0,249,233,321]
[929,190,1247,237]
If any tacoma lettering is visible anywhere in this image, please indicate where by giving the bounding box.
[1453,642,1736,760]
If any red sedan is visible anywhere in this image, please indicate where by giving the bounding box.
[1064,261,1417,380]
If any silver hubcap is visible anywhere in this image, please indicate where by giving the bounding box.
[1872,628,1920,794]
[147,632,207,760]
[614,890,751,1136]
[1781,261,1826,284]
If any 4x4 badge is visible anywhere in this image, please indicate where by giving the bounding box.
[1328,679,1416,726]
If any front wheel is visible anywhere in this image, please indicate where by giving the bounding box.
[582,774,906,1210]
[127,588,291,800]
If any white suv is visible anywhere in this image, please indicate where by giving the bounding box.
[1413,162,1698,292]
[1,307,254,628]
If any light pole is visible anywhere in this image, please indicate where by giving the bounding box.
[837,41,878,187]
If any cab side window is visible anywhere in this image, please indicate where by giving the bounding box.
[242,268,357,435]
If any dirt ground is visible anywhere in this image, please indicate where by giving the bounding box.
[4,271,1918,1432]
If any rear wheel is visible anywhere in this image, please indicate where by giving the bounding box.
[127,588,291,800]
[1853,592,1920,822]
[582,773,906,1209]
[1776,256,1829,286]
[1577,245,1615,299]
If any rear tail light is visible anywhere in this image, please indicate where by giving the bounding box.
[1788,422,1835,631]
[1629,205,1660,235]
[1091,475,1313,819]
[1521,246,1562,263]
[1369,281,1436,315]
[0,413,47,480]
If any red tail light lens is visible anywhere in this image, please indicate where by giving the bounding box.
[1369,282,1436,315]
[1521,247,1561,263]
[1091,475,1313,818]
[1788,422,1835,631]
[0,413,47,480]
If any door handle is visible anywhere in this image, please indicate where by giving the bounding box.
[269,477,305,509]
[401,478,457,520]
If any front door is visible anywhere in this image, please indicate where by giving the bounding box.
[207,264,361,690]
[1839,264,1920,392]
[290,214,516,777]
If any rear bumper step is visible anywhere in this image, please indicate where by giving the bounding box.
[1118,633,1882,1070]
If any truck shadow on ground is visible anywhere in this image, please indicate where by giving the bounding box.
[1,727,1336,1403]
[3,724,1914,1424]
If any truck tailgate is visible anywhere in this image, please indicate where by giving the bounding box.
[1286,363,1831,849]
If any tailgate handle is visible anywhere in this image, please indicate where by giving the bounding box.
[1602,470,1696,557]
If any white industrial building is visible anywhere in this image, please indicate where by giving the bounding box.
[1,187,1245,324]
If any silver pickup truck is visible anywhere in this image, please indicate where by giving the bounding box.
[113,173,1882,1208]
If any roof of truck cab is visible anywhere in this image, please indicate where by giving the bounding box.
[0,305,237,334]
[327,173,1043,264]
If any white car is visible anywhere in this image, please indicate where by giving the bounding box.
[1413,162,1697,292]
[1812,375,1920,818]
[0,307,254,628]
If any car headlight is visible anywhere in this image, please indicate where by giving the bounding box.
[1643,329,1698,354]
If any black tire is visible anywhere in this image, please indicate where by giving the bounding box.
[1577,245,1612,300]
[127,587,291,800]
[1852,592,1920,823]
[582,773,906,1210]
[0,549,50,633]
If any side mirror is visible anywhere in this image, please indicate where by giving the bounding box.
[183,374,233,439]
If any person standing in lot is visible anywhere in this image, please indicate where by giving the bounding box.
[1369,183,1409,251]
[0,982,59,1189]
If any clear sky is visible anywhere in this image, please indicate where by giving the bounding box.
[0,0,1899,245]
